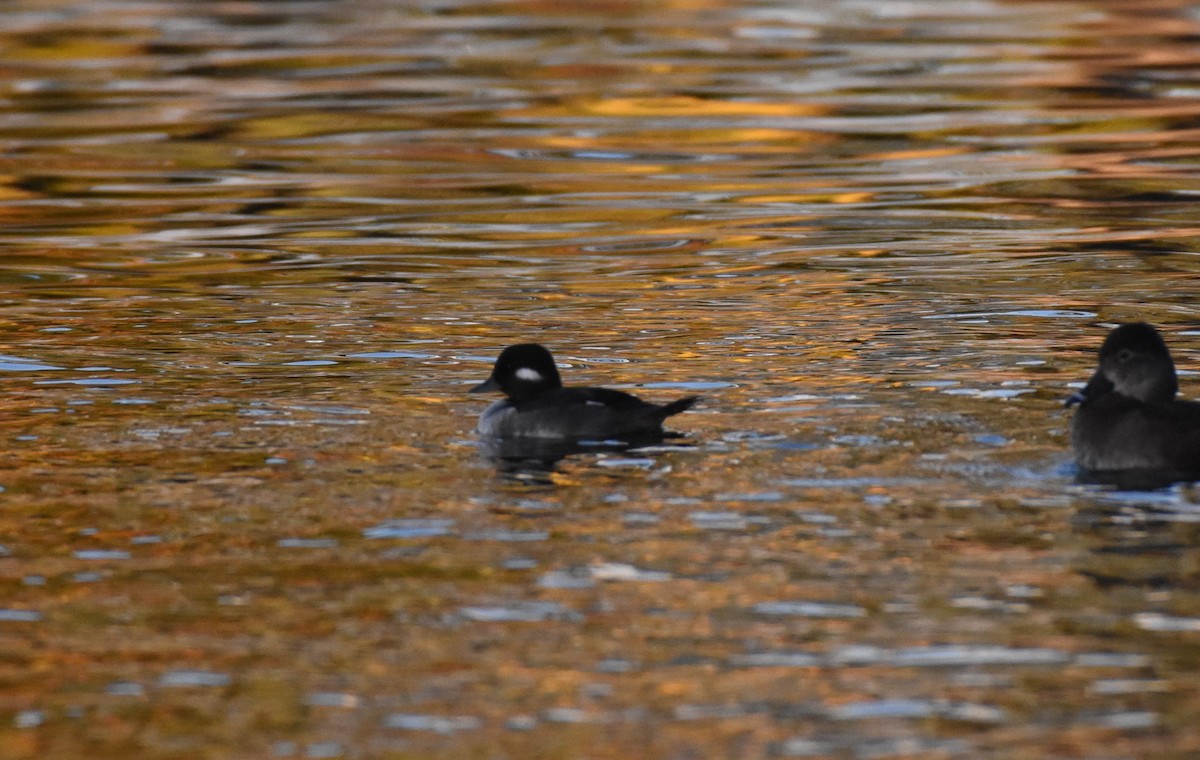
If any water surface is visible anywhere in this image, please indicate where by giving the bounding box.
[2,0,1200,758]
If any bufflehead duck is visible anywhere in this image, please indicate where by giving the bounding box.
[1066,322,1200,477]
[470,343,698,440]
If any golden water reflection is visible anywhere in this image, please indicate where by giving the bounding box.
[2,0,1200,758]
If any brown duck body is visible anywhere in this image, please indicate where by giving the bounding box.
[472,344,697,441]
[1068,322,1200,478]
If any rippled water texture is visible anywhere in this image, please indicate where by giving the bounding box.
[3,0,1200,757]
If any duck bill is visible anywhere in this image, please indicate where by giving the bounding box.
[1064,389,1087,408]
[470,376,500,394]
[1064,370,1110,408]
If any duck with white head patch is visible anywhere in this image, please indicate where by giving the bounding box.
[1066,322,1200,479]
[470,343,698,441]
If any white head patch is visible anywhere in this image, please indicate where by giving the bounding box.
[515,367,543,382]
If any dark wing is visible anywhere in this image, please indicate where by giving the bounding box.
[1140,397,1200,423]
[538,387,697,419]
[509,386,696,438]
[561,386,652,410]
[1145,400,1200,471]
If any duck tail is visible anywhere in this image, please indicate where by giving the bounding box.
[658,396,700,419]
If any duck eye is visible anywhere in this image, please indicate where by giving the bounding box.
[1115,348,1135,364]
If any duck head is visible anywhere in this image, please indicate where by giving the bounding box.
[471,343,564,402]
[1066,322,1178,407]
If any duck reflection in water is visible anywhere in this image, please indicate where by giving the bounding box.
[1066,322,1200,489]
[470,343,698,476]
[476,434,693,484]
